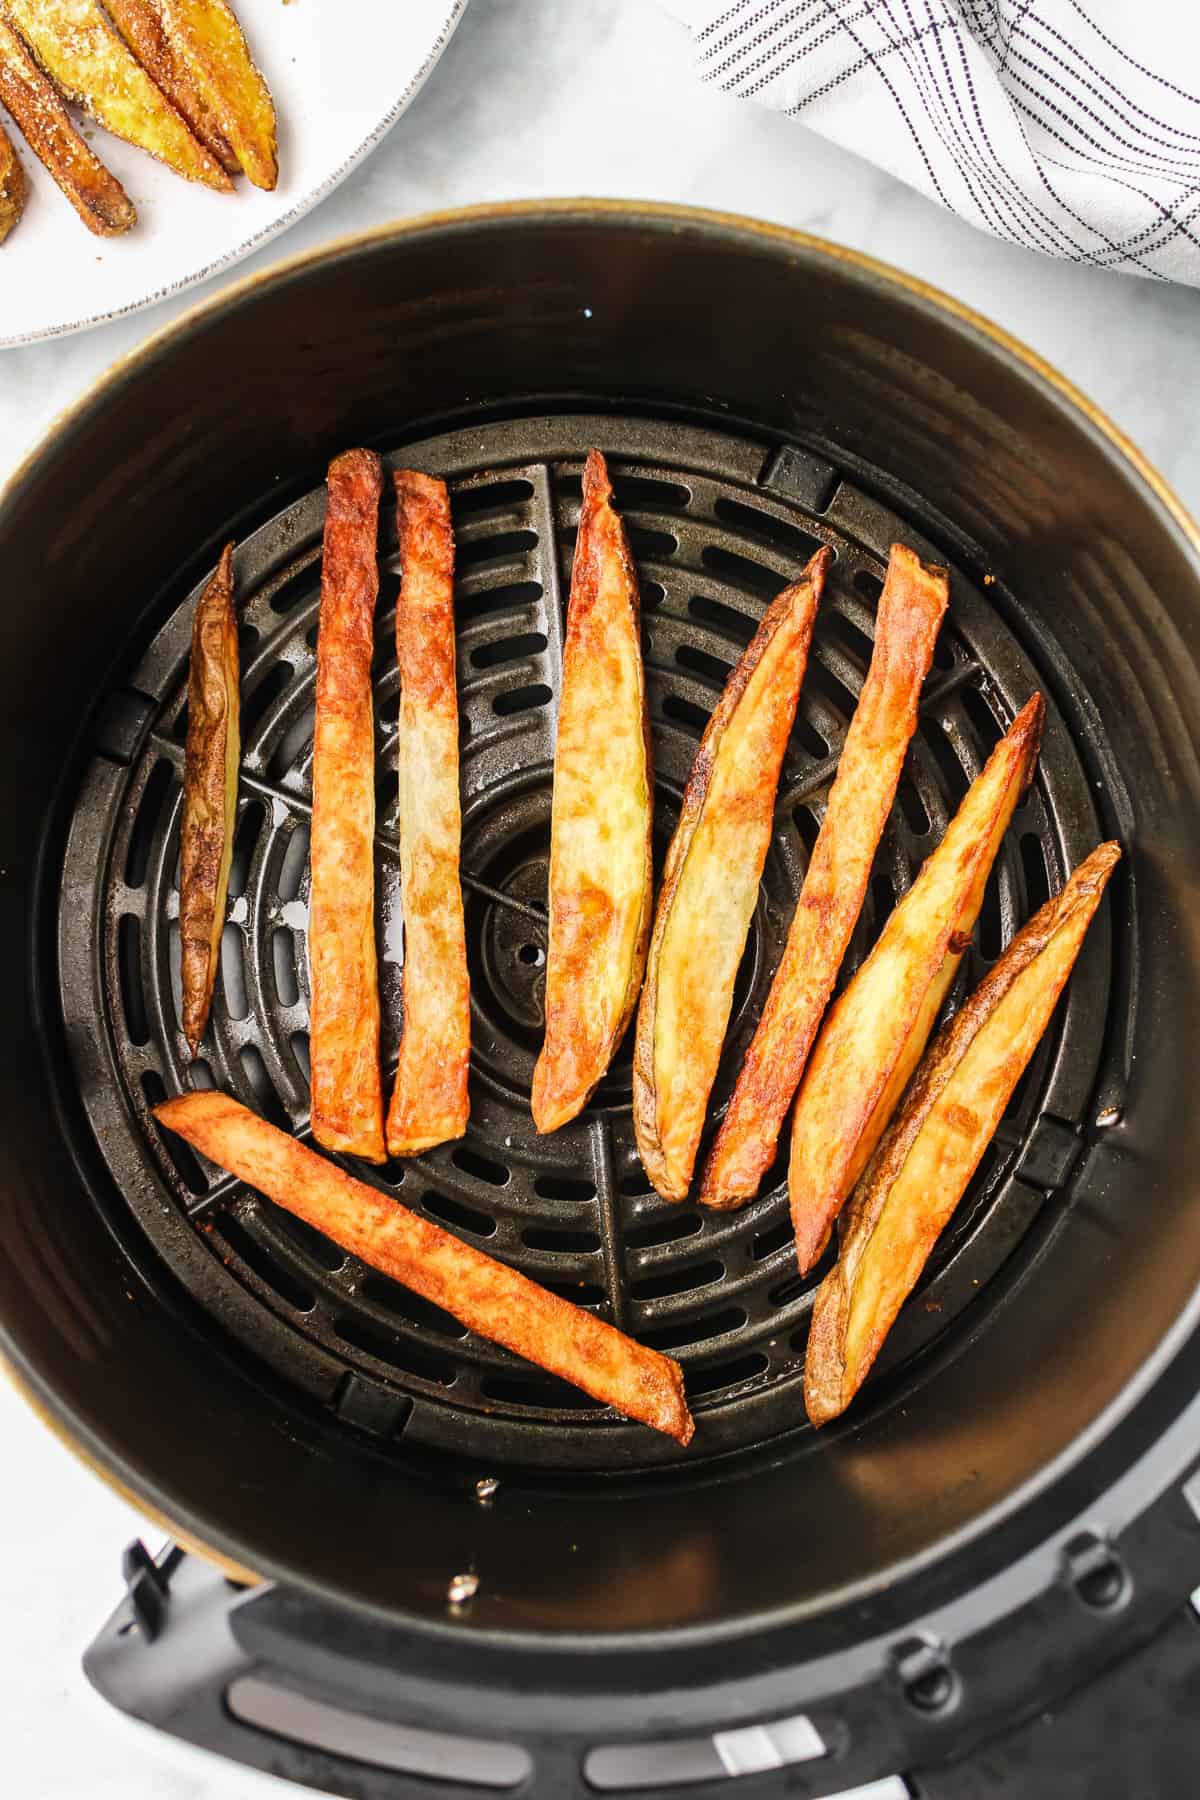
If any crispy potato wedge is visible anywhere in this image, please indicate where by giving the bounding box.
[532,450,653,1133]
[0,18,135,235]
[701,544,948,1209]
[0,112,22,241]
[156,1091,694,1443]
[104,0,237,171]
[309,450,386,1164]
[788,693,1044,1272]
[385,471,471,1157]
[179,544,239,1055]
[634,548,831,1201]
[806,840,1121,1425]
[113,0,276,189]
[4,0,232,190]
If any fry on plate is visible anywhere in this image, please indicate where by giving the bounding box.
[103,0,237,172]
[633,547,831,1201]
[701,544,948,1209]
[4,0,232,191]
[385,471,471,1157]
[179,544,239,1055]
[309,450,386,1163]
[155,1090,695,1444]
[532,449,653,1133]
[805,839,1120,1425]
[107,0,276,189]
[0,17,135,236]
[0,111,21,242]
[788,693,1044,1273]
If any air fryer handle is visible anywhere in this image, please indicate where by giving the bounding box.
[82,1545,843,1798]
[83,1541,1200,1800]
[82,1544,604,1800]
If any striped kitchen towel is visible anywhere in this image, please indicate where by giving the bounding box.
[665,0,1200,281]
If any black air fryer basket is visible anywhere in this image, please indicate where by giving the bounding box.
[6,203,1200,1798]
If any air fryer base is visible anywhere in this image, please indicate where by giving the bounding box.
[85,1351,1200,1799]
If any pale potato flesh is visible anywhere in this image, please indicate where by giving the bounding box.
[386,471,471,1157]
[153,0,276,188]
[634,549,830,1200]
[104,0,238,170]
[788,693,1044,1271]
[0,113,22,241]
[4,0,232,188]
[701,543,948,1207]
[848,924,1092,1373]
[653,634,800,1184]
[806,840,1120,1424]
[532,448,651,1133]
[309,450,386,1163]
[0,16,135,234]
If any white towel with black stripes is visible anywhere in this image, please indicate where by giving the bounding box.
[665,0,1200,282]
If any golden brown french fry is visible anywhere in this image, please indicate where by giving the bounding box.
[700,545,948,1208]
[634,548,831,1201]
[155,1091,695,1444]
[179,545,239,1056]
[0,18,135,236]
[385,471,471,1157]
[805,840,1121,1425]
[3,0,232,191]
[0,112,22,242]
[532,450,653,1133]
[309,450,386,1164]
[789,693,1044,1273]
[111,0,276,189]
[103,0,237,172]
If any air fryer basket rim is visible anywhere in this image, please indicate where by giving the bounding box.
[4,198,1197,555]
[6,199,1200,1648]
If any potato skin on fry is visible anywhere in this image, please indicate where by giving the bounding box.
[309,450,386,1164]
[104,0,238,171]
[155,1090,694,1444]
[0,113,22,242]
[385,471,471,1158]
[634,548,831,1201]
[701,544,948,1209]
[532,449,653,1134]
[131,0,277,190]
[179,544,239,1057]
[788,693,1044,1273]
[805,840,1121,1425]
[4,0,232,190]
[0,19,135,236]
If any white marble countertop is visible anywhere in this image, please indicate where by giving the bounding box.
[3,1,1199,1795]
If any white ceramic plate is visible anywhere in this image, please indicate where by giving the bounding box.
[0,0,468,347]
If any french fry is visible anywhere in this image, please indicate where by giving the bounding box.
[3,0,232,191]
[108,0,277,189]
[701,545,948,1208]
[789,693,1044,1273]
[532,450,653,1133]
[155,1091,695,1444]
[634,548,831,1201]
[0,18,135,236]
[805,841,1121,1425]
[385,471,471,1157]
[104,0,238,172]
[0,112,21,242]
[309,450,386,1164]
[179,544,239,1056]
